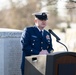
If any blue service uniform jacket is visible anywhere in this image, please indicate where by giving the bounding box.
[20,26,53,71]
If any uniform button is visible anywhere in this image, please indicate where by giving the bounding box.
[41,47,43,49]
[47,46,49,49]
[41,42,43,44]
[32,43,34,45]
[31,50,33,52]
[33,40,35,41]
[48,41,50,42]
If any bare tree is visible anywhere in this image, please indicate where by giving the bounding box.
[0,0,42,29]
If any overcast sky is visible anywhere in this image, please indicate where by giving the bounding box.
[57,0,67,17]
[0,0,10,10]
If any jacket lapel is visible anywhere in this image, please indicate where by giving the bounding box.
[33,26,41,39]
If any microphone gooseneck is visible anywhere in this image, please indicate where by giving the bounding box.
[48,29,68,52]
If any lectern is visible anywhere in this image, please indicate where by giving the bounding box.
[24,52,76,75]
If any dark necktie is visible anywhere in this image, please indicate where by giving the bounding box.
[40,30,43,38]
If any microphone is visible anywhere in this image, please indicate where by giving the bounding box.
[48,29,61,41]
[48,29,68,52]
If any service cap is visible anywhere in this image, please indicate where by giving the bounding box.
[33,12,48,20]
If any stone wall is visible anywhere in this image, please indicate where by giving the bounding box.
[0,28,22,75]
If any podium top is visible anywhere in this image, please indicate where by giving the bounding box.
[25,52,76,58]
[49,52,76,56]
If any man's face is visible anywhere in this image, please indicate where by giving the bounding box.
[35,18,47,29]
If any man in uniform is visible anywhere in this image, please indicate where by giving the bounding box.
[20,12,54,75]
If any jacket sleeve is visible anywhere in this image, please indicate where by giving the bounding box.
[20,28,39,55]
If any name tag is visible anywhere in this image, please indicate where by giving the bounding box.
[32,35,37,38]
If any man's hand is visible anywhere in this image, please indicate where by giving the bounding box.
[39,50,49,55]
